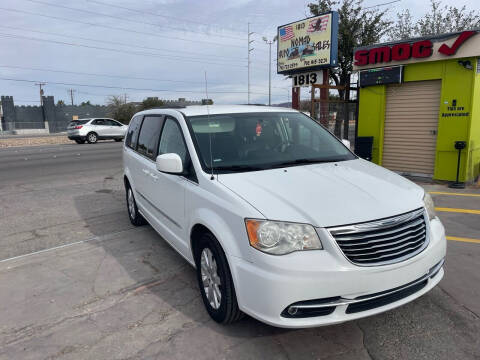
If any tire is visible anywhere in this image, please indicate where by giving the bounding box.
[126,185,147,226]
[75,139,85,144]
[114,138,123,142]
[87,132,98,144]
[195,232,243,324]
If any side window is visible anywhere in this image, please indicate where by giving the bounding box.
[136,115,165,159]
[158,118,188,164]
[125,115,142,149]
[92,119,105,126]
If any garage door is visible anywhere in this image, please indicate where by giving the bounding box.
[383,80,441,177]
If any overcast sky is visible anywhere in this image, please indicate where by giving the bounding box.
[1,0,479,106]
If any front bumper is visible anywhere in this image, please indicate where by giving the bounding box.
[230,217,446,328]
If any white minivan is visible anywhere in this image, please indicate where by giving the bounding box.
[123,105,446,328]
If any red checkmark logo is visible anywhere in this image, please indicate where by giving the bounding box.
[438,31,476,56]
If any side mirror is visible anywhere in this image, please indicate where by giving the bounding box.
[341,139,351,149]
[156,153,183,174]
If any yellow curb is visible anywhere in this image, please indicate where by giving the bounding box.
[435,207,480,215]
[430,191,480,197]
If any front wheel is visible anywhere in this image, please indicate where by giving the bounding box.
[195,233,243,324]
[75,139,85,144]
[87,132,98,144]
[114,138,123,142]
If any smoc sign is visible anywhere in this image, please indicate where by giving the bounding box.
[353,31,478,70]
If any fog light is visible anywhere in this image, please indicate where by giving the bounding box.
[287,306,298,315]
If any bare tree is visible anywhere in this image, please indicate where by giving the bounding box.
[391,0,480,40]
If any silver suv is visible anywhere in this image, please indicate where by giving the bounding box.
[67,118,128,144]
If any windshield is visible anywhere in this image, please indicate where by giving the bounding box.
[187,112,355,173]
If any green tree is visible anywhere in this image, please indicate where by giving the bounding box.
[80,100,92,106]
[107,95,137,124]
[56,99,65,106]
[391,0,480,40]
[140,97,164,110]
[308,0,391,135]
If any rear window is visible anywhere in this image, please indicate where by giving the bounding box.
[69,120,90,126]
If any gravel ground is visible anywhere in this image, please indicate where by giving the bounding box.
[0,135,72,148]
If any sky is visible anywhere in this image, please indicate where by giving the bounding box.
[1,0,479,106]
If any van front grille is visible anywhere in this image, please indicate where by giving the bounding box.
[328,208,428,266]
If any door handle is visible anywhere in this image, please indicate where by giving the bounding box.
[142,169,150,176]
[150,173,159,181]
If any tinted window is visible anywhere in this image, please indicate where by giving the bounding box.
[69,120,89,126]
[137,115,165,159]
[158,118,188,164]
[106,119,121,126]
[92,119,106,126]
[125,115,142,149]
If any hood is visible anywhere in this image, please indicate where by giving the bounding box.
[218,159,424,228]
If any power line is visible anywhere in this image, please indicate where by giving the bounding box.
[22,0,246,41]
[0,64,224,85]
[0,24,243,61]
[0,6,245,49]
[0,32,247,68]
[0,76,275,96]
[86,0,243,33]
[364,0,401,9]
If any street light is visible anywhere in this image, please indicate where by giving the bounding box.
[262,36,276,106]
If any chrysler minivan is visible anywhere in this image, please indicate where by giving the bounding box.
[123,105,446,328]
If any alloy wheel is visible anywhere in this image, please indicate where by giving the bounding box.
[200,248,222,309]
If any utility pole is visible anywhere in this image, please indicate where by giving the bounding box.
[68,89,76,105]
[247,23,254,104]
[124,93,127,104]
[262,37,276,106]
[35,82,46,105]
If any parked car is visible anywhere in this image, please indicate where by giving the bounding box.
[123,105,446,328]
[67,118,128,144]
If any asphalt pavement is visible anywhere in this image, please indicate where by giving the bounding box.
[0,141,479,360]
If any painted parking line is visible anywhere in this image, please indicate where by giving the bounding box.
[430,191,480,197]
[447,236,480,244]
[435,207,480,215]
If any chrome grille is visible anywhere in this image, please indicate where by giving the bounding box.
[329,208,428,266]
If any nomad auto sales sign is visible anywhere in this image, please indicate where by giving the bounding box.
[277,12,339,75]
[353,30,479,70]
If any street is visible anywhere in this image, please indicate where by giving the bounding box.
[0,142,479,360]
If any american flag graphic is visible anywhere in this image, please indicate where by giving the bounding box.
[307,15,329,32]
[279,26,294,41]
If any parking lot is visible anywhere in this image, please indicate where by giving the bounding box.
[0,141,479,360]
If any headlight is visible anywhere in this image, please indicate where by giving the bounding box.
[245,219,322,255]
[423,192,436,220]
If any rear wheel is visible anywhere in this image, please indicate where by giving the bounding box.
[195,232,243,324]
[114,138,123,142]
[126,186,146,226]
[87,132,98,144]
[75,139,85,144]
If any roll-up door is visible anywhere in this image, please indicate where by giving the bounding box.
[382,80,441,177]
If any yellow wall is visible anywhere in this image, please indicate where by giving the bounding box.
[357,58,479,182]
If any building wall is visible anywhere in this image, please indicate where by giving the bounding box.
[358,57,479,182]
[468,58,480,181]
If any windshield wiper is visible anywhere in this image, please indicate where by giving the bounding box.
[271,158,345,168]
[211,165,264,172]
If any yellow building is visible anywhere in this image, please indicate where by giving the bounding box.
[354,30,480,183]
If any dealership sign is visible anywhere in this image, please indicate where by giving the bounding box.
[353,31,479,70]
[277,12,339,75]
